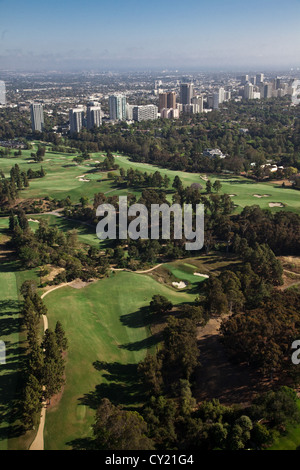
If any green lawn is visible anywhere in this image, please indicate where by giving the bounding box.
[1,146,299,214]
[43,270,196,450]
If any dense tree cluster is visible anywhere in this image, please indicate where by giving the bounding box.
[9,213,110,282]
[20,280,68,429]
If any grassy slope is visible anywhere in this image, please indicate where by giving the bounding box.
[43,270,196,450]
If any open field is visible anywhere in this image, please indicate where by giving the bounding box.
[1,145,300,214]
[43,270,197,450]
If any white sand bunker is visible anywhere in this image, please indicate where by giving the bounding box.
[28,219,40,223]
[269,202,285,207]
[253,194,271,198]
[229,194,236,197]
[194,273,209,278]
[172,281,188,289]
[76,174,90,182]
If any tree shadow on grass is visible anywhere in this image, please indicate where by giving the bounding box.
[119,331,163,352]
[120,305,167,329]
[65,437,96,450]
[78,362,145,410]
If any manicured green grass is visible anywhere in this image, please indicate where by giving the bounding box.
[164,262,207,285]
[1,146,299,214]
[43,270,195,450]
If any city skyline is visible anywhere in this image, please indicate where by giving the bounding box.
[0,0,300,71]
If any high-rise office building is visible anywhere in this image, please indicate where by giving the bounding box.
[256,73,264,84]
[132,104,158,122]
[0,81,6,105]
[87,102,102,129]
[180,83,194,105]
[30,103,44,132]
[159,92,176,112]
[263,83,273,98]
[159,93,168,112]
[69,107,84,133]
[213,92,220,109]
[241,75,249,85]
[167,92,176,109]
[109,94,126,121]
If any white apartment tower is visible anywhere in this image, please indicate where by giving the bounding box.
[109,94,126,121]
[132,104,158,122]
[244,82,254,99]
[0,81,6,105]
[30,103,44,132]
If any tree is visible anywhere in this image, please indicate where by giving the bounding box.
[22,374,43,429]
[213,180,222,193]
[93,398,154,450]
[206,180,212,194]
[55,321,68,352]
[138,354,163,396]
[149,295,173,315]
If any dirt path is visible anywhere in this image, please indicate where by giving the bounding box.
[111,264,163,274]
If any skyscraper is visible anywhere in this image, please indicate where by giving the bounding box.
[30,103,44,132]
[109,94,126,121]
[69,107,84,133]
[87,102,102,129]
[0,81,6,106]
[256,73,264,84]
[244,82,254,99]
[167,92,176,109]
[180,83,194,105]
[159,93,168,112]
[159,92,176,112]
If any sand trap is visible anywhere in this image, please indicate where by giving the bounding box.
[95,160,100,163]
[229,194,236,197]
[79,178,90,182]
[253,194,271,198]
[28,218,40,223]
[172,281,188,289]
[269,202,285,207]
[194,273,209,278]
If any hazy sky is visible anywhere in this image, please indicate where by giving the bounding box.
[0,0,300,71]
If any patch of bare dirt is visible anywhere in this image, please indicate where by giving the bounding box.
[194,314,276,406]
